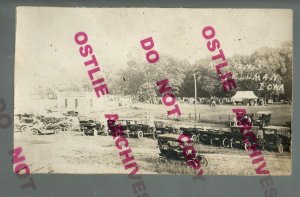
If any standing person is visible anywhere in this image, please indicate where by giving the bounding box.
[233,116,238,126]
[212,99,216,107]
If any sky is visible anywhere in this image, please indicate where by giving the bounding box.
[15,7,292,102]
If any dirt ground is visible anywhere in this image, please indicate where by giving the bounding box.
[14,103,292,176]
[14,130,291,176]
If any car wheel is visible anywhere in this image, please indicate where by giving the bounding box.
[200,133,209,142]
[157,156,167,164]
[244,142,252,151]
[199,157,208,167]
[192,135,198,142]
[209,138,214,145]
[229,139,234,149]
[54,128,61,134]
[31,128,39,135]
[20,125,28,133]
[93,129,98,136]
[232,142,241,149]
[222,138,230,148]
[137,131,143,139]
[277,143,284,153]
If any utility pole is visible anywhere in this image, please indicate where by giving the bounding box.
[193,73,197,119]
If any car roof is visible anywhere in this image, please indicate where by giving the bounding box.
[220,127,230,132]
[157,134,181,141]
[118,119,147,122]
[264,126,290,130]
[256,111,272,114]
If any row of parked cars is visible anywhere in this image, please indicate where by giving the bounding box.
[15,111,291,154]
[15,112,77,135]
[108,111,291,154]
[178,125,291,153]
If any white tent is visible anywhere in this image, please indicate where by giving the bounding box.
[231,91,258,102]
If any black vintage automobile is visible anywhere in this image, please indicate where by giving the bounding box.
[157,134,208,167]
[227,125,261,150]
[38,115,75,132]
[79,116,105,136]
[107,119,155,139]
[179,127,200,142]
[253,111,272,128]
[65,111,79,117]
[198,127,211,144]
[196,127,231,146]
[126,120,155,139]
[153,121,175,138]
[209,127,231,147]
[261,126,291,153]
[107,119,130,137]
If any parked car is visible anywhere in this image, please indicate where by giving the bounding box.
[39,116,62,124]
[196,127,231,146]
[179,127,200,142]
[126,120,155,139]
[107,119,131,137]
[282,120,291,128]
[261,126,291,153]
[30,120,62,135]
[15,113,35,132]
[157,134,208,167]
[209,127,231,147]
[253,111,272,128]
[59,119,73,131]
[198,127,212,144]
[153,121,175,138]
[228,125,261,150]
[65,111,79,117]
[79,116,105,136]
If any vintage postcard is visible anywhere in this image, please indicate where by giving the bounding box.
[14,7,292,176]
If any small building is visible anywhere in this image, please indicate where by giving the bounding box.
[231,91,258,105]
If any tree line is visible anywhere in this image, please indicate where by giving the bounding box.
[40,41,292,101]
[108,41,292,101]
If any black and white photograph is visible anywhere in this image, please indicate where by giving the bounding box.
[14,7,292,176]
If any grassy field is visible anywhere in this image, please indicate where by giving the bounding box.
[94,102,292,127]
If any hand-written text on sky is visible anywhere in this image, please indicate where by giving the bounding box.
[208,63,284,92]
